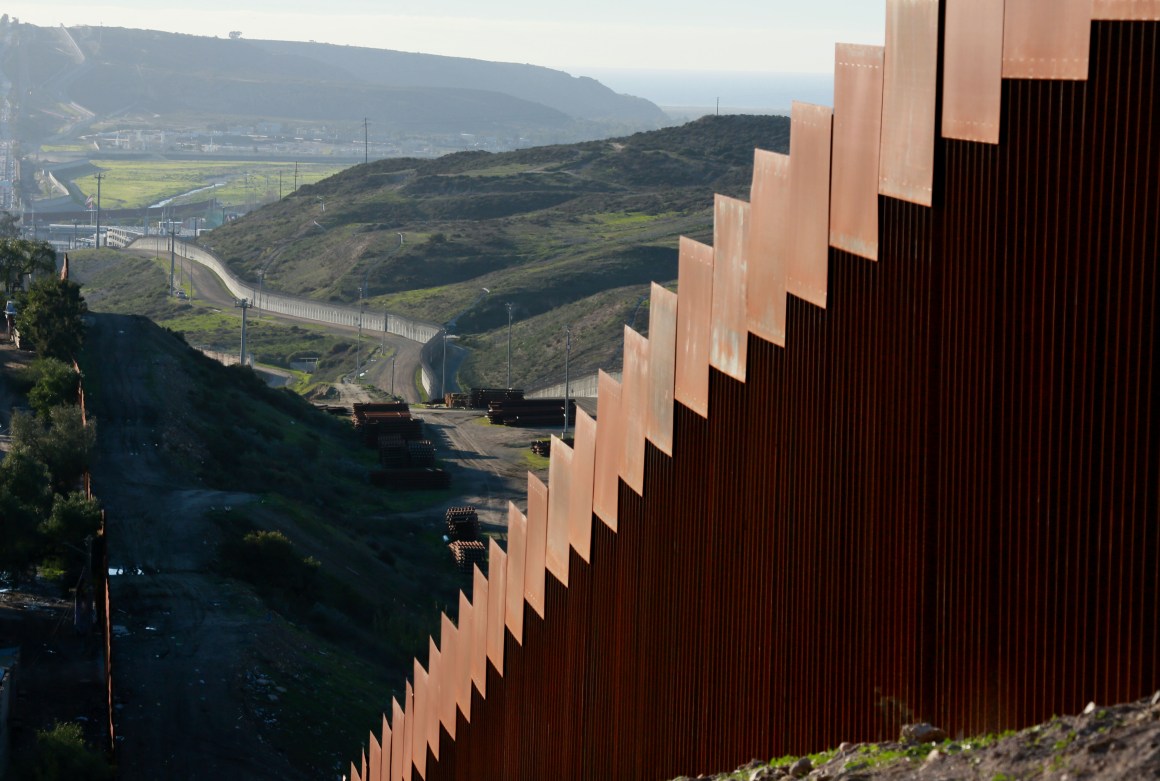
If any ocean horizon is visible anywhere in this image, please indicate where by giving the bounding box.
[572,67,835,114]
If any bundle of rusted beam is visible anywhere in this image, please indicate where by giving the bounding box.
[445,506,480,541]
[448,540,486,572]
[486,398,576,427]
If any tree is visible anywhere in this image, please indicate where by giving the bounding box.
[0,210,20,238]
[28,357,81,417]
[15,276,88,360]
[0,451,53,578]
[8,407,96,494]
[0,238,56,293]
[41,492,102,554]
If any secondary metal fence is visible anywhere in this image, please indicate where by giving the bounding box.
[346,9,1157,780]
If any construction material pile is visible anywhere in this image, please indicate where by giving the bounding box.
[486,398,577,427]
[352,402,422,446]
[445,506,480,541]
[446,388,526,409]
[448,540,486,572]
[354,401,450,489]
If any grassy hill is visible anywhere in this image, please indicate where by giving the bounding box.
[2,20,668,149]
[202,114,791,389]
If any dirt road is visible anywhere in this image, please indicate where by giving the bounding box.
[85,313,306,780]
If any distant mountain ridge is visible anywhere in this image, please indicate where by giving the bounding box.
[2,21,669,144]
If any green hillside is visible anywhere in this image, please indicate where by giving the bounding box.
[203,114,791,389]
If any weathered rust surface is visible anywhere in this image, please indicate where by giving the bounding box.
[471,565,489,696]
[486,540,507,670]
[401,682,413,781]
[674,237,714,418]
[412,663,427,778]
[353,18,1160,781]
[788,101,834,309]
[592,370,624,530]
[646,283,678,456]
[457,591,473,721]
[390,699,404,781]
[830,44,884,259]
[620,327,650,496]
[547,436,574,583]
[711,195,750,380]
[381,714,391,781]
[880,0,939,206]
[368,733,381,781]
[525,473,549,618]
[569,408,597,562]
[747,149,791,346]
[426,637,442,759]
[504,502,528,643]
[1093,0,1160,18]
[439,614,457,738]
[1003,0,1091,79]
[943,0,1003,143]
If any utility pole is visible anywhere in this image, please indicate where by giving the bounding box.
[294,161,298,192]
[94,173,103,247]
[506,302,515,389]
[563,326,572,435]
[355,286,363,378]
[364,117,369,164]
[169,226,176,295]
[391,355,396,397]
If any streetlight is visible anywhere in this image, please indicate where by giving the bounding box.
[505,302,515,389]
[442,332,459,403]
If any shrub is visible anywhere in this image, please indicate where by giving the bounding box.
[25,721,114,781]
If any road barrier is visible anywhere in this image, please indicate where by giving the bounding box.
[128,236,443,344]
[346,13,1160,781]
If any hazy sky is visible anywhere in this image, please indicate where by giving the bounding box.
[7,1,885,74]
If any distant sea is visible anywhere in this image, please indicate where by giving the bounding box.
[573,68,834,117]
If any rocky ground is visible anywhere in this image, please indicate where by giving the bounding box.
[689,694,1160,781]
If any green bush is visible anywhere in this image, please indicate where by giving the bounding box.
[220,529,320,601]
[28,357,80,417]
[25,721,114,781]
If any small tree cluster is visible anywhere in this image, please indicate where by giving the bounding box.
[15,276,88,360]
[0,407,100,582]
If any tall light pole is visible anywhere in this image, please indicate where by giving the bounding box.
[505,302,514,389]
[391,355,396,397]
[563,326,572,435]
[235,298,250,366]
[94,173,103,247]
[169,225,177,295]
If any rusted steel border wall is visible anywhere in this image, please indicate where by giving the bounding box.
[347,13,1159,781]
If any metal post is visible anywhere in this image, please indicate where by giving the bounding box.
[237,299,249,366]
[391,355,396,397]
[169,228,176,295]
[356,287,363,378]
[95,173,103,247]
[563,326,572,435]
[441,331,448,403]
[506,302,514,388]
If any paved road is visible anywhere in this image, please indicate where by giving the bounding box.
[164,251,428,402]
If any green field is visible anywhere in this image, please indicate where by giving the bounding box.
[73,160,351,212]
